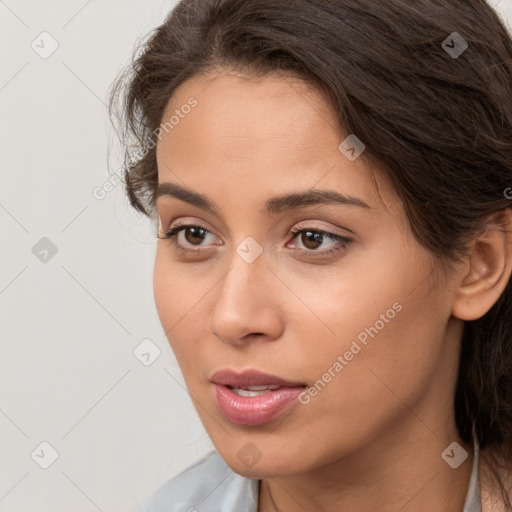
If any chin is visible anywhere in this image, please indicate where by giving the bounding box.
[220,448,308,479]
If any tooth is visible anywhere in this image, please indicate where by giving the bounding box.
[243,385,280,391]
[227,385,283,397]
[235,388,272,397]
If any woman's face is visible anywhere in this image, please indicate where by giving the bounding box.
[153,70,464,477]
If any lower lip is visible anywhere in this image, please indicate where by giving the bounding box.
[213,384,306,426]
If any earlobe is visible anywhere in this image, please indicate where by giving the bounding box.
[452,209,512,321]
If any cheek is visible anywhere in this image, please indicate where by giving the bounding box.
[153,251,175,326]
[282,285,449,471]
[306,300,449,460]
[153,252,192,350]
[287,246,449,413]
[153,246,206,319]
[152,250,214,368]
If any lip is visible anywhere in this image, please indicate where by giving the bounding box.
[210,369,306,388]
[210,369,307,426]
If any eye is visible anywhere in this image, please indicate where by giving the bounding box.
[287,226,353,258]
[158,223,220,254]
[157,222,353,259]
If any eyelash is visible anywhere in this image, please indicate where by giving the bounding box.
[158,223,353,259]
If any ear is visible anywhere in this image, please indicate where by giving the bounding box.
[452,208,512,321]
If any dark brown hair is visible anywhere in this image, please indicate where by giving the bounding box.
[109,0,512,505]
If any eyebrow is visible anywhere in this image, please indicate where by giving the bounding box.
[156,182,371,215]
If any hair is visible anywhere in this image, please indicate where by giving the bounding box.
[109,0,512,505]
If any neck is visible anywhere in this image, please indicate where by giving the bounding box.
[258,418,475,512]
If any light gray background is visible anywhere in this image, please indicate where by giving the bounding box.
[1,1,511,511]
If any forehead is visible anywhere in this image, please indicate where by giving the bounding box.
[158,70,340,155]
[155,70,396,212]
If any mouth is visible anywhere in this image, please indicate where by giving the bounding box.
[227,384,283,397]
[210,369,307,426]
[210,368,307,388]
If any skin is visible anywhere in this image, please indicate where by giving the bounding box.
[152,69,512,512]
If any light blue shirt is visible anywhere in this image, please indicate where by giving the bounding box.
[138,441,481,512]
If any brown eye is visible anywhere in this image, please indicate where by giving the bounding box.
[182,226,208,245]
[158,223,219,254]
[288,227,353,258]
[299,230,325,250]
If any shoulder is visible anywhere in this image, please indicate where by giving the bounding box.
[137,450,260,512]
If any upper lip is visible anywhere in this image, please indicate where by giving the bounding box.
[210,369,306,388]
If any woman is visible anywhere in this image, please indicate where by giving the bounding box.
[109,0,512,510]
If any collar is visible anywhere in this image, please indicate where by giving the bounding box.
[463,436,481,512]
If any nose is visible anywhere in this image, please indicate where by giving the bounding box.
[209,249,284,346]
